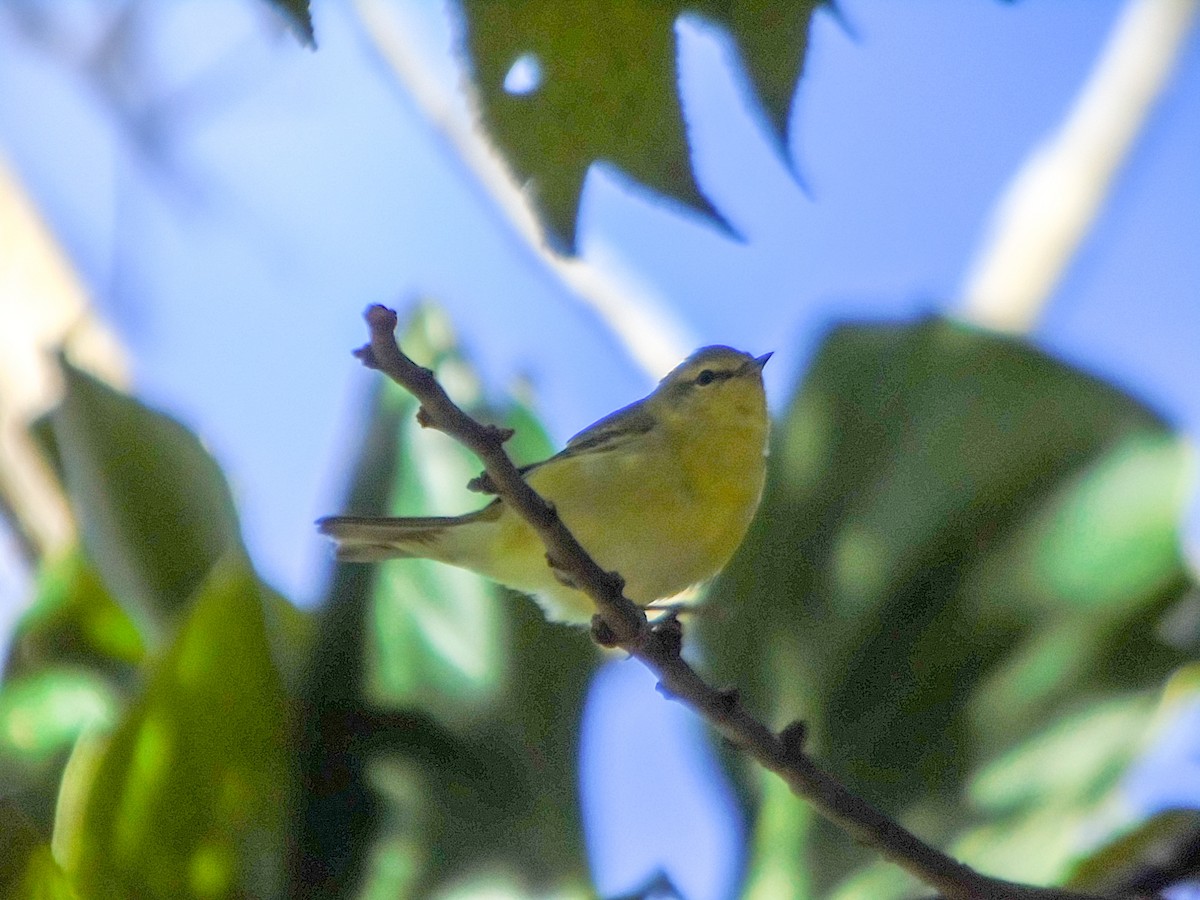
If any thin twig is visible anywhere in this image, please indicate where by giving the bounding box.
[354,305,1116,900]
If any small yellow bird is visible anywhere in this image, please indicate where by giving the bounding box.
[318,346,771,623]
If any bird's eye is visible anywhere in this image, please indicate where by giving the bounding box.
[695,369,717,386]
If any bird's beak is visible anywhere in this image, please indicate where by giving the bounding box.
[753,352,773,370]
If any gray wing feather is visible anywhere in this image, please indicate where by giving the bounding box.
[563,398,655,453]
[468,400,656,495]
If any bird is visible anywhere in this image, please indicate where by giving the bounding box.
[317,345,771,624]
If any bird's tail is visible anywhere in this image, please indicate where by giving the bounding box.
[316,505,497,563]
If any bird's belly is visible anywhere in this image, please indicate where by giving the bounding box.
[527,448,760,605]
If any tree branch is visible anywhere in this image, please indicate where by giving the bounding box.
[958,0,1198,332]
[352,304,1120,900]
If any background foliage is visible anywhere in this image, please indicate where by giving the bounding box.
[2,1,1199,899]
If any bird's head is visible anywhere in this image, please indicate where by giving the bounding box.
[652,345,771,432]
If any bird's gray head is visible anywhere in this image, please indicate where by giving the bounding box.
[651,345,772,427]
[659,346,771,390]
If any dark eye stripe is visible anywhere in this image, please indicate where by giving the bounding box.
[693,368,735,386]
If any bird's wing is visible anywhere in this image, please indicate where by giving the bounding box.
[562,398,656,454]
[468,399,655,494]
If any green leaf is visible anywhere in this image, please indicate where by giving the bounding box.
[289,371,401,899]
[458,0,824,249]
[741,776,815,900]
[0,671,117,769]
[1067,809,1200,896]
[947,694,1156,891]
[0,801,79,900]
[0,670,118,836]
[60,555,290,900]
[704,317,1195,896]
[4,549,144,684]
[259,585,315,697]
[50,362,241,637]
[0,548,140,837]
[293,306,597,897]
[1060,667,1200,896]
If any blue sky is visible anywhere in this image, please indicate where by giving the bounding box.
[2,1,1199,896]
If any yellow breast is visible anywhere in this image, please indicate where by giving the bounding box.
[531,382,767,607]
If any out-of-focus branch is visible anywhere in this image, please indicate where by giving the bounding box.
[0,153,128,562]
[350,305,1111,900]
[959,0,1199,333]
[350,0,694,379]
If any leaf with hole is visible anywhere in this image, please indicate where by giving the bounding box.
[458,0,824,249]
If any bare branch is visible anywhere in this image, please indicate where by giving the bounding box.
[352,305,1113,900]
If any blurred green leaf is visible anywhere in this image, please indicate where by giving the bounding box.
[0,671,117,767]
[0,669,117,836]
[742,776,815,900]
[259,585,315,697]
[458,0,824,249]
[289,368,402,900]
[61,555,289,900]
[0,545,137,838]
[4,549,144,684]
[1068,809,1200,896]
[50,362,241,637]
[292,306,597,898]
[946,694,1155,892]
[705,317,1195,896]
[825,859,919,900]
[1061,668,1200,896]
[0,800,79,900]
